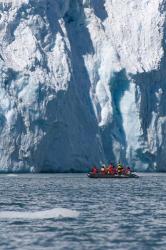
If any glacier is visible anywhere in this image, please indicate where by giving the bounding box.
[0,0,165,172]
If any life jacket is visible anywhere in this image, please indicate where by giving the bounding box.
[117,165,123,173]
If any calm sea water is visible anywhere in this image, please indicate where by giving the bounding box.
[0,173,165,250]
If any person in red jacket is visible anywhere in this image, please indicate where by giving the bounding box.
[108,163,114,175]
[91,166,97,174]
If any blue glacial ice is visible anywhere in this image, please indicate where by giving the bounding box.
[0,0,165,172]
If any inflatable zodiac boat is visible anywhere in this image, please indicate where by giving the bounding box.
[87,173,139,178]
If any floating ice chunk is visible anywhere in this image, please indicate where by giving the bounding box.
[7,174,18,177]
[0,208,80,220]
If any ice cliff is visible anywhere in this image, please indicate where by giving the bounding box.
[0,0,165,172]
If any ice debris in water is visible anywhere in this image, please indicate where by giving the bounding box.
[0,208,80,219]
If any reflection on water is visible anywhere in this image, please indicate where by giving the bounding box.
[0,173,165,250]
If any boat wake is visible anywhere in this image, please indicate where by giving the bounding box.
[0,208,79,220]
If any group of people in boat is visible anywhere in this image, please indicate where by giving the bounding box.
[91,163,132,176]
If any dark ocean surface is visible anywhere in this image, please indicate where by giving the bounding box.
[0,173,165,250]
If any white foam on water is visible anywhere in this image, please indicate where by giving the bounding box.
[0,208,80,219]
[7,174,18,177]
